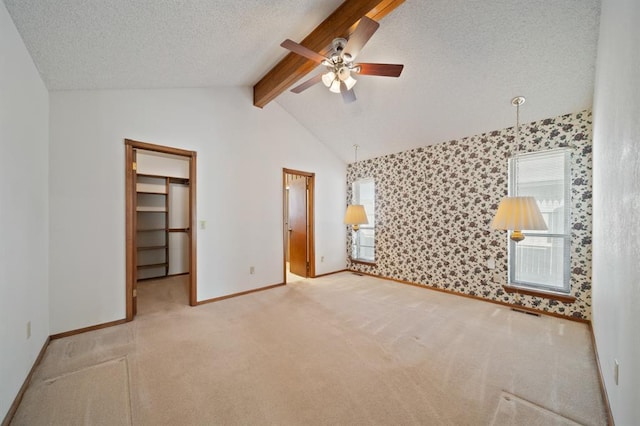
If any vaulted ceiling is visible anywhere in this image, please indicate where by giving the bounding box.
[4,0,601,162]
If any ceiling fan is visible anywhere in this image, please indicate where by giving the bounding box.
[280,16,404,103]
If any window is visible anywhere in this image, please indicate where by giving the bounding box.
[352,178,375,262]
[508,149,571,293]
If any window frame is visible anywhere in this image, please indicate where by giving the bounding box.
[507,149,572,294]
[352,178,375,262]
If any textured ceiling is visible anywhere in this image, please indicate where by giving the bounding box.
[4,0,601,162]
[3,0,344,89]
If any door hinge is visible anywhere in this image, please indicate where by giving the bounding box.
[132,162,137,171]
[133,289,137,297]
[306,261,310,271]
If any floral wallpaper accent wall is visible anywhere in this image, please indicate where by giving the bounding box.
[346,110,593,320]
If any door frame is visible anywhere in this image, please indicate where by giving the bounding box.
[125,139,197,321]
[282,168,315,282]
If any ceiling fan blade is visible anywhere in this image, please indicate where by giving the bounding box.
[344,16,380,60]
[280,39,327,63]
[355,63,404,77]
[291,74,324,94]
[340,81,356,103]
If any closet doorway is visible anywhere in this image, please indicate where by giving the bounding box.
[283,169,315,283]
[125,139,197,320]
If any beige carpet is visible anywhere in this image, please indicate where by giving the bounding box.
[286,261,305,283]
[14,357,132,425]
[11,273,607,425]
[491,392,582,425]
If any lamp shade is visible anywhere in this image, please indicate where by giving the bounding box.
[491,196,547,231]
[344,205,368,225]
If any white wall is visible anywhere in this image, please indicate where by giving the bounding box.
[49,87,346,334]
[136,150,190,179]
[0,2,49,420]
[592,0,640,423]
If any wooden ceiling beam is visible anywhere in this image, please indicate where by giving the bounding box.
[252,0,405,108]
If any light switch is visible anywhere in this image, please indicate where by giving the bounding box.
[487,257,496,269]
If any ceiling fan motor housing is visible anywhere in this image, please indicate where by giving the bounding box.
[331,38,348,55]
[327,37,357,78]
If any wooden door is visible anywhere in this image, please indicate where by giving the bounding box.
[289,176,308,277]
[132,150,138,316]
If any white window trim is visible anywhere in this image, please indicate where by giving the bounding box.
[507,148,572,294]
[352,178,375,262]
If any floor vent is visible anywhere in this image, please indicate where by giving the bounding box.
[511,308,541,317]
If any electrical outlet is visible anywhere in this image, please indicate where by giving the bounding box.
[26,321,31,339]
[249,266,255,274]
[321,256,325,263]
[493,271,502,284]
[199,220,206,230]
[614,359,619,385]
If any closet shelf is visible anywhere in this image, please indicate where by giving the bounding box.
[137,262,169,270]
[136,190,167,195]
[137,245,167,251]
[136,207,167,212]
[135,172,189,281]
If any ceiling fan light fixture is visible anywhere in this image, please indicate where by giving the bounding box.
[322,71,336,87]
[337,66,350,81]
[344,75,357,91]
[329,79,341,93]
